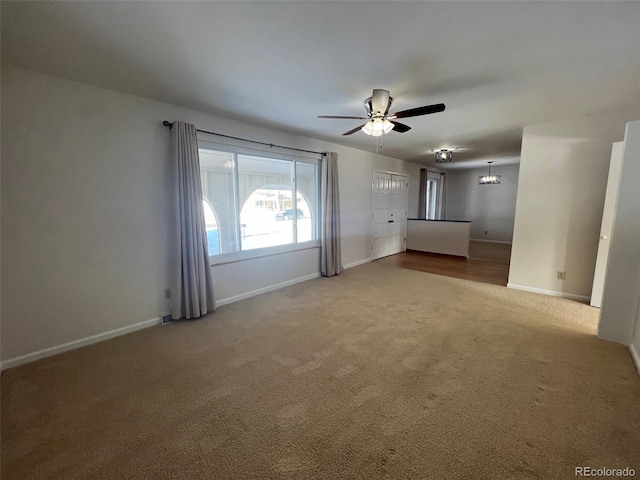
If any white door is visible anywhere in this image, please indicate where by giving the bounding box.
[389,175,409,255]
[371,172,408,259]
[372,172,391,260]
[591,142,624,307]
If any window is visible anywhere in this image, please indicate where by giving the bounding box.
[426,178,439,219]
[199,143,321,261]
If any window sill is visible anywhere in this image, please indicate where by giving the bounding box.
[210,241,321,266]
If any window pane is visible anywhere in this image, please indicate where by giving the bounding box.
[426,179,438,220]
[296,162,318,242]
[200,149,239,255]
[202,198,220,256]
[238,155,294,251]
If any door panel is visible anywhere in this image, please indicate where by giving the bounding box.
[372,172,391,260]
[591,142,624,307]
[389,175,408,255]
[371,172,408,259]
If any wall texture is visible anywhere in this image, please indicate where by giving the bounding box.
[1,65,420,363]
[508,111,640,300]
[445,164,520,242]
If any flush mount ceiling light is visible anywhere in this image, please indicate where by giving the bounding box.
[433,148,455,163]
[478,161,501,184]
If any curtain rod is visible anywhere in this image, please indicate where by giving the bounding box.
[162,121,325,156]
[423,168,445,175]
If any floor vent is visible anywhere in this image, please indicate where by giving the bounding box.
[161,314,174,325]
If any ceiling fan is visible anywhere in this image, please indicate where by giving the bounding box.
[318,89,445,136]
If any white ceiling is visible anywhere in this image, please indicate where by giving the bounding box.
[3,1,640,169]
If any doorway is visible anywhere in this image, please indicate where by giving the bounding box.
[371,171,409,260]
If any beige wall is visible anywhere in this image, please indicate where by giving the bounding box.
[508,110,640,300]
[446,164,520,242]
[598,121,640,346]
[630,300,640,374]
[1,65,420,364]
[632,300,640,375]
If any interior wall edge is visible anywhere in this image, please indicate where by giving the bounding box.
[506,283,590,302]
[0,317,161,372]
[215,272,321,307]
[470,239,512,245]
[630,344,640,378]
[343,258,373,270]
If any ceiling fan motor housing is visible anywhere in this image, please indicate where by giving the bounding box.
[365,89,393,118]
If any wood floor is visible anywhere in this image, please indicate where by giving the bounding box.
[376,243,510,286]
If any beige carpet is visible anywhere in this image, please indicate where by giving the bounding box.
[2,263,639,479]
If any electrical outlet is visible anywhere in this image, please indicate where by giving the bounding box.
[164,288,171,299]
[557,271,566,280]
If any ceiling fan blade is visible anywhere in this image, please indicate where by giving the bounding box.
[389,103,446,119]
[318,115,368,120]
[389,121,411,133]
[342,124,367,136]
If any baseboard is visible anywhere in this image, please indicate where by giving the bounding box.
[215,272,321,307]
[343,258,372,270]
[1,316,161,371]
[1,273,323,371]
[630,344,640,378]
[470,239,513,245]
[506,283,590,302]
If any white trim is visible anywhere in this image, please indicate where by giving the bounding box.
[215,272,321,307]
[507,283,590,302]
[211,243,320,266]
[372,169,409,178]
[470,239,513,245]
[343,258,372,270]
[2,271,324,370]
[1,317,161,371]
[198,138,322,163]
[630,344,640,378]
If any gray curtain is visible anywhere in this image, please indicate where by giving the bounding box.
[418,168,428,219]
[170,121,216,319]
[321,152,341,276]
[436,172,446,220]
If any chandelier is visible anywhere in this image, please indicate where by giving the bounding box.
[478,161,501,184]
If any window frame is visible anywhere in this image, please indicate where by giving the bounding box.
[198,139,322,266]
[426,178,439,219]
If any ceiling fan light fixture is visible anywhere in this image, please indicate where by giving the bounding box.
[434,149,453,163]
[362,118,394,136]
[372,118,385,133]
